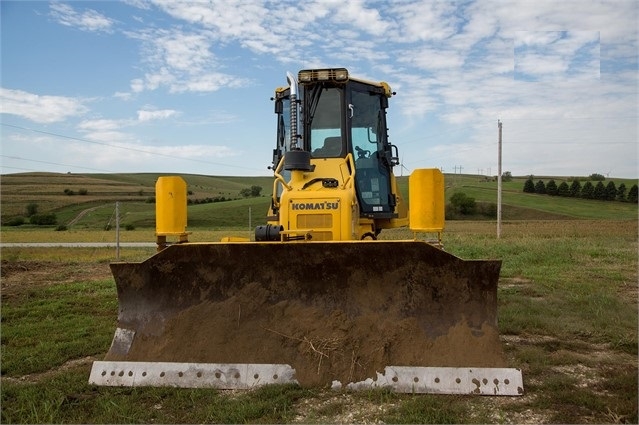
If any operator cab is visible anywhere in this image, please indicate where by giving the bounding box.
[272,68,400,219]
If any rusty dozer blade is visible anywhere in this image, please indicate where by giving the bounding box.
[94,240,522,394]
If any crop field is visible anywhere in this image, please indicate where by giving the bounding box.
[1,218,637,424]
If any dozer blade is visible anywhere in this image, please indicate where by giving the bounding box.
[93,241,522,395]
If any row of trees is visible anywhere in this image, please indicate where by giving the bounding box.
[523,178,638,202]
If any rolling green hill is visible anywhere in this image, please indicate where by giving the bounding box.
[1,172,636,230]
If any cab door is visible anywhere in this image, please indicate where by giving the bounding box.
[348,83,396,218]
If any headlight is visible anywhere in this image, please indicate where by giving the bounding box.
[334,69,348,81]
[298,71,312,82]
[298,68,349,83]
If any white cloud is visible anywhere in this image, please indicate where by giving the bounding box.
[114,91,133,101]
[76,119,134,144]
[49,2,114,33]
[77,119,124,132]
[329,0,391,35]
[0,88,88,123]
[151,32,212,72]
[126,27,249,93]
[169,73,247,93]
[137,109,177,122]
[391,0,460,42]
[514,31,600,81]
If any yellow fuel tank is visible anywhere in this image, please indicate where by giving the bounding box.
[409,168,445,233]
[155,176,188,236]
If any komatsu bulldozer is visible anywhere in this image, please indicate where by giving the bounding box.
[90,68,523,395]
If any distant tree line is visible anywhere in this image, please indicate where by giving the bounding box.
[188,196,231,205]
[147,185,264,205]
[523,176,638,203]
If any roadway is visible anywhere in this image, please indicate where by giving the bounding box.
[0,242,156,248]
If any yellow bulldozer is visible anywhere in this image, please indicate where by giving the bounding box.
[90,68,523,395]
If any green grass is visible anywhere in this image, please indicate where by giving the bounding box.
[2,374,312,424]
[443,221,638,352]
[382,395,478,424]
[1,220,637,423]
[1,279,117,376]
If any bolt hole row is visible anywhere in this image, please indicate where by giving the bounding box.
[100,370,279,380]
[387,376,511,386]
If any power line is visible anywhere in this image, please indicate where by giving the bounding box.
[0,155,114,173]
[1,122,263,173]
[0,165,43,173]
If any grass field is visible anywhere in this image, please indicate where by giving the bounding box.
[1,220,637,424]
[2,173,637,231]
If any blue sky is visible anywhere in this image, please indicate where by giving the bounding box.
[1,0,637,178]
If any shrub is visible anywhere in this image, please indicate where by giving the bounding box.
[25,203,39,217]
[593,181,606,200]
[557,182,570,197]
[78,188,88,195]
[581,181,594,199]
[628,184,638,203]
[55,224,68,231]
[63,188,75,196]
[589,173,606,181]
[29,213,57,225]
[477,202,497,218]
[523,178,535,193]
[449,192,476,215]
[240,185,263,198]
[617,183,627,202]
[6,217,25,226]
[569,180,581,197]
[125,224,135,231]
[605,181,617,201]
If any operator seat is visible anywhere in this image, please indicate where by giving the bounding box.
[316,137,342,157]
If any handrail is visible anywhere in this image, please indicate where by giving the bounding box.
[341,153,356,189]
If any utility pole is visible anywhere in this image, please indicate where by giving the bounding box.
[497,120,503,239]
